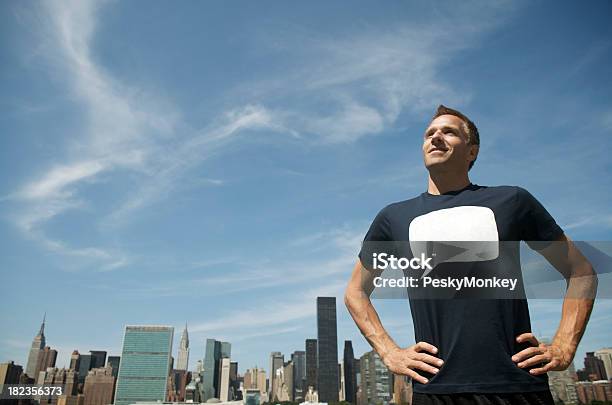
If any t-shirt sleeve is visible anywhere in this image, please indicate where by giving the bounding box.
[358,207,393,270]
[516,186,564,250]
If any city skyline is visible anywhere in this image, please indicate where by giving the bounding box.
[3,295,611,404]
[2,0,612,388]
[7,302,612,381]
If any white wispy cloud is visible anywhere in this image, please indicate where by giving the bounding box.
[228,3,517,144]
[5,1,290,270]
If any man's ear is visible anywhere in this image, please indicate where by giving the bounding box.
[469,144,479,162]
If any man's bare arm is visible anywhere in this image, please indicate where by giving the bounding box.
[513,233,598,374]
[344,259,443,383]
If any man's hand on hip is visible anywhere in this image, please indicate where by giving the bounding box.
[512,332,573,375]
[382,341,444,384]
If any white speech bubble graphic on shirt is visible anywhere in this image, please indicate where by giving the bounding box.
[408,206,499,277]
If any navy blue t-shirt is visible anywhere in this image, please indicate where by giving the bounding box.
[358,183,564,394]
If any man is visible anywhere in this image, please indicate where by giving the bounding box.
[344,105,597,404]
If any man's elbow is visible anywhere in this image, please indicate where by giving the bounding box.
[344,284,364,315]
[568,262,598,300]
[344,288,354,312]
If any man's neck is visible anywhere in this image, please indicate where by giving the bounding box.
[427,172,471,195]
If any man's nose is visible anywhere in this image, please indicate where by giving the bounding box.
[431,130,445,143]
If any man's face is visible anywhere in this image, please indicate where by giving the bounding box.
[422,114,478,172]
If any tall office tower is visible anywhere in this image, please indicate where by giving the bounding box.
[26,314,46,378]
[317,297,339,403]
[69,351,80,371]
[201,339,231,401]
[229,362,239,400]
[343,341,357,404]
[36,346,58,377]
[106,356,120,377]
[77,355,93,384]
[269,352,284,401]
[595,348,612,382]
[83,365,114,405]
[272,362,293,402]
[218,358,231,401]
[305,339,317,390]
[585,352,608,380]
[359,350,392,405]
[176,323,190,371]
[113,325,174,405]
[89,351,107,370]
[291,351,306,402]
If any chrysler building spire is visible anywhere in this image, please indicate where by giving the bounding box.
[176,322,189,371]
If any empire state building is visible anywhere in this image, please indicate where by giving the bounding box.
[25,314,46,378]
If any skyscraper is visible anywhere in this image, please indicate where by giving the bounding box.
[317,297,339,402]
[218,358,231,402]
[269,352,284,402]
[26,314,46,378]
[343,341,357,404]
[77,355,93,384]
[201,339,231,401]
[305,339,317,390]
[291,351,306,402]
[89,351,107,370]
[229,362,239,401]
[176,323,190,371]
[113,325,174,405]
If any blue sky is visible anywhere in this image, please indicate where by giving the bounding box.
[1,0,611,376]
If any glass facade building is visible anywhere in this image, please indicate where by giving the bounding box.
[305,339,317,391]
[317,297,339,402]
[201,338,231,401]
[343,340,357,404]
[113,325,174,405]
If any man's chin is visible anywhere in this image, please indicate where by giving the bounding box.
[424,158,449,169]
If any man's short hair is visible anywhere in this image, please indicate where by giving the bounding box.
[431,104,480,170]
